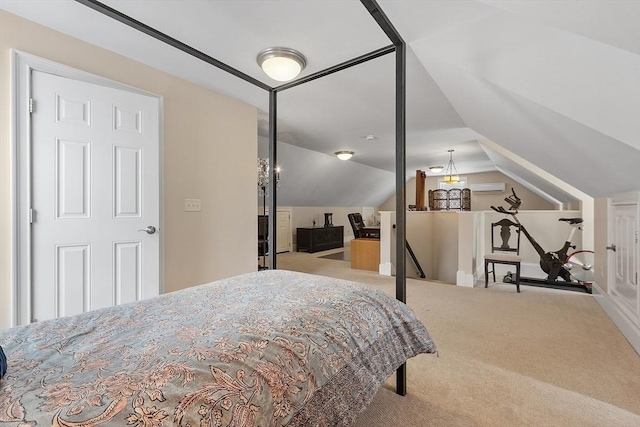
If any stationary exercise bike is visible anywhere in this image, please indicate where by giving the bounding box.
[491,189,594,294]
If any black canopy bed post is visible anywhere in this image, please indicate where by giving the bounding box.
[360,0,408,396]
[394,41,408,395]
[268,89,278,270]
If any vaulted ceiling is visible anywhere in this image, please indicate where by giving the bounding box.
[2,0,638,207]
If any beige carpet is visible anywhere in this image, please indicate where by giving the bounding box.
[277,248,640,426]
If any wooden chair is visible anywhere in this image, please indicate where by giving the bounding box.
[485,218,522,292]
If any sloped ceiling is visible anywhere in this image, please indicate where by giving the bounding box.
[1,0,638,206]
[381,0,640,198]
[258,137,396,207]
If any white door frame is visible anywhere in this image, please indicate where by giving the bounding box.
[11,50,164,327]
[607,192,640,316]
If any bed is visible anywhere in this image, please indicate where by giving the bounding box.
[0,270,436,426]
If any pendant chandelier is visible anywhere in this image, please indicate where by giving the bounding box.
[442,149,460,184]
[257,158,281,196]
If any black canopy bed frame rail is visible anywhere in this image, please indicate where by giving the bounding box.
[75,0,410,395]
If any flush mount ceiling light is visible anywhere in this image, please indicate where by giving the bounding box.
[429,165,444,173]
[442,149,460,184]
[257,47,307,82]
[335,151,354,161]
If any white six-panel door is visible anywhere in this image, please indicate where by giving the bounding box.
[610,201,639,325]
[276,209,291,253]
[30,70,160,322]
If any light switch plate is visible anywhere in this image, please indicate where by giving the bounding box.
[185,198,201,212]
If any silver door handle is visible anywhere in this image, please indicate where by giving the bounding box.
[138,226,157,234]
[606,244,616,252]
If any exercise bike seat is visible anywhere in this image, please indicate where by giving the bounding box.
[559,217,583,224]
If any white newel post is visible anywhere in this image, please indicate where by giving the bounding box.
[457,212,476,287]
[379,211,394,276]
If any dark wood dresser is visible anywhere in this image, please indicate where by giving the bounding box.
[296,226,344,253]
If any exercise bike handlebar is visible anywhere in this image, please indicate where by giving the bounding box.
[491,188,522,215]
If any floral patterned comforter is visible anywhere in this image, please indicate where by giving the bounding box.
[0,270,436,426]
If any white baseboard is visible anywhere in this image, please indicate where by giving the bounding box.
[379,262,393,277]
[592,283,640,355]
[456,270,475,287]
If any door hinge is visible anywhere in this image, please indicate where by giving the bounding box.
[29,208,35,224]
[29,98,35,114]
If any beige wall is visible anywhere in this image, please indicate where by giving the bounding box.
[400,211,460,283]
[0,11,258,329]
[379,170,557,211]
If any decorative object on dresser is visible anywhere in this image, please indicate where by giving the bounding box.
[428,188,471,211]
[297,226,344,253]
[324,212,333,227]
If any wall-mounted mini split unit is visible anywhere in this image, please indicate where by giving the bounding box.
[470,183,506,193]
